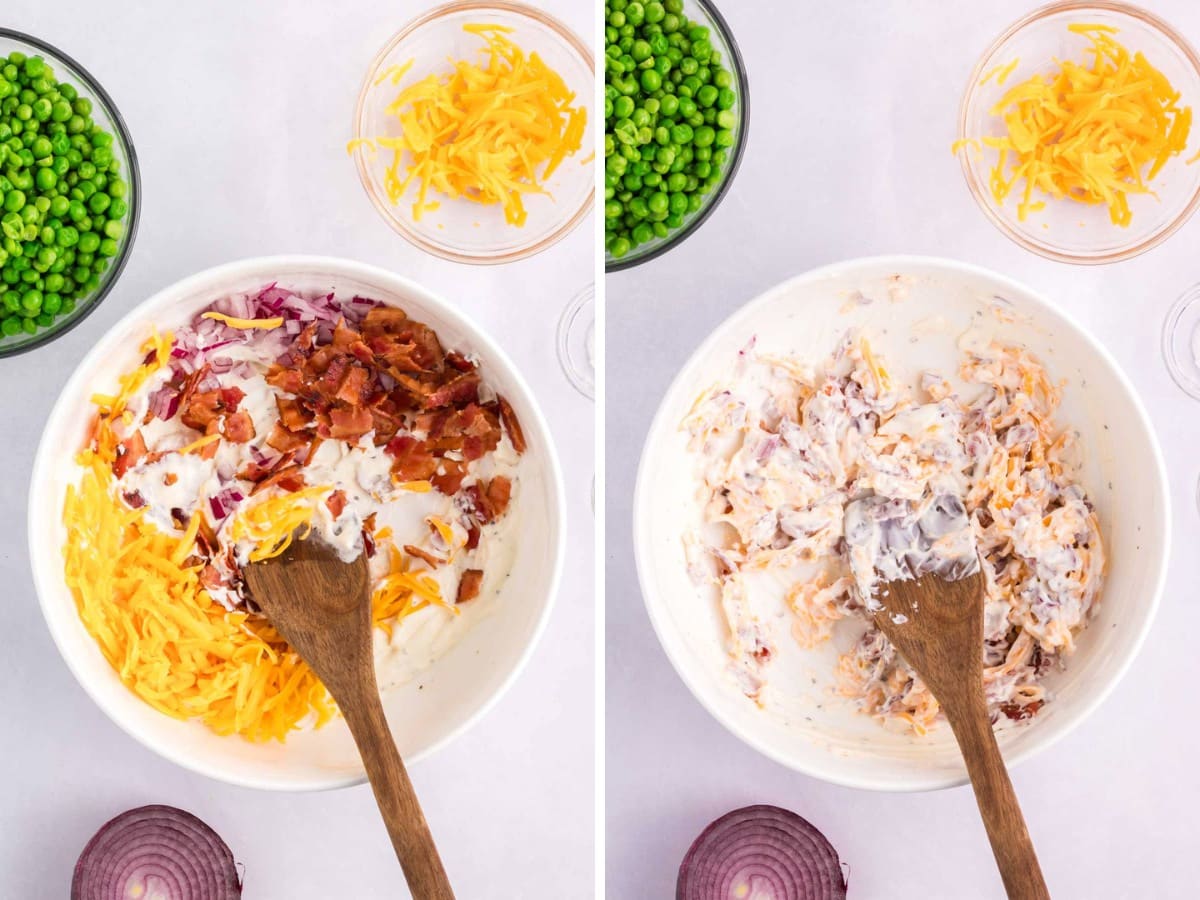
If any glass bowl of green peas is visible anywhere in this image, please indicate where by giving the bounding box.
[604,0,748,271]
[0,30,139,357]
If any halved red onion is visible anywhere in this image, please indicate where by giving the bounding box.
[677,805,847,900]
[72,805,241,900]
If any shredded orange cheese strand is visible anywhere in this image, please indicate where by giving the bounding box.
[229,485,333,563]
[65,330,451,742]
[372,544,456,639]
[351,23,588,226]
[201,311,284,330]
[959,23,1194,226]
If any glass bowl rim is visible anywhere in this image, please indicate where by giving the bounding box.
[0,27,141,358]
[955,0,1200,266]
[605,0,751,273]
[351,0,595,266]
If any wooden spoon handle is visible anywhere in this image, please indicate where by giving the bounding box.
[341,692,456,900]
[944,703,1050,900]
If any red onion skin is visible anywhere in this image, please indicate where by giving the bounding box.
[72,805,241,900]
[677,805,847,900]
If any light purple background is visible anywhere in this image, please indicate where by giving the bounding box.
[606,1,1199,897]
[0,1,594,897]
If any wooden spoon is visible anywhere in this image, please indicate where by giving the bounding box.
[244,536,455,900]
[872,568,1050,900]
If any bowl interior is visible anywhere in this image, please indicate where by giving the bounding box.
[0,31,139,356]
[29,257,563,789]
[353,3,594,264]
[635,257,1168,791]
[605,0,748,271]
[959,3,1200,263]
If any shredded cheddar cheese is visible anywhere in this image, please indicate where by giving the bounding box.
[960,24,1195,226]
[393,478,433,492]
[350,23,588,226]
[201,311,284,330]
[65,329,455,742]
[372,544,454,639]
[175,432,222,456]
[229,485,333,563]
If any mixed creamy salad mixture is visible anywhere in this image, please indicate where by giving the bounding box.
[66,285,524,739]
[683,330,1104,734]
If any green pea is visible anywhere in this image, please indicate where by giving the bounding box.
[78,231,99,253]
[98,237,117,257]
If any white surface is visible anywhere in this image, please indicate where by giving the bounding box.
[633,257,1168,791]
[606,1,1200,897]
[0,1,594,897]
[29,257,566,791]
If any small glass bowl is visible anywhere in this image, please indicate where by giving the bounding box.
[604,0,749,272]
[352,1,594,265]
[0,30,140,357]
[958,1,1200,265]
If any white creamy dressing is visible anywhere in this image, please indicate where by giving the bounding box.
[116,336,521,693]
[683,324,1105,732]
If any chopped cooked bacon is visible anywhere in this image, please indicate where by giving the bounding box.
[181,386,245,433]
[250,464,306,495]
[266,422,310,453]
[113,430,147,478]
[445,351,475,373]
[497,396,526,454]
[485,476,512,519]
[456,569,483,603]
[385,435,438,481]
[461,478,513,526]
[405,544,447,568]
[275,396,312,431]
[326,490,347,519]
[432,459,468,495]
[335,365,370,404]
[466,522,481,550]
[265,365,304,393]
[222,410,256,443]
[325,406,374,441]
[424,372,480,409]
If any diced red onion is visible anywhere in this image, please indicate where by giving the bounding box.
[210,356,235,374]
[677,805,847,900]
[72,805,242,900]
[148,386,179,422]
[209,487,245,521]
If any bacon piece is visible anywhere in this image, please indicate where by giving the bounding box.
[432,459,468,495]
[221,410,256,443]
[386,435,438,481]
[326,490,347,519]
[113,430,147,478]
[326,406,374,441]
[456,569,483,604]
[266,422,311,453]
[335,365,370,405]
[182,386,244,432]
[445,351,475,373]
[250,464,306,495]
[497,395,526,454]
[485,476,512,520]
[276,396,312,431]
[1000,700,1044,722]
[265,365,304,394]
[465,522,481,550]
[404,544,446,569]
[424,372,480,410]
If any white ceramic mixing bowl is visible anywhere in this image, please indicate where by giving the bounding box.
[634,255,1169,791]
[29,255,565,791]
